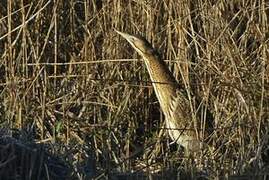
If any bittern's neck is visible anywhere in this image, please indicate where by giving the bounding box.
[143,53,180,113]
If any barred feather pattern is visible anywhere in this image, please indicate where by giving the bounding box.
[165,91,202,151]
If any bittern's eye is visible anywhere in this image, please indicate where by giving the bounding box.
[134,41,145,52]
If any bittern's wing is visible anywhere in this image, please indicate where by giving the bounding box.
[169,91,194,131]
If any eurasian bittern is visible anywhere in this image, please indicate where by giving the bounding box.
[116,30,213,152]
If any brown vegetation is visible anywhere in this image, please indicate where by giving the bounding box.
[0,0,268,179]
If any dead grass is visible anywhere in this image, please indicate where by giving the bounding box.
[0,0,269,179]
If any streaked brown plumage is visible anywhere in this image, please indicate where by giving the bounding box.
[116,30,213,152]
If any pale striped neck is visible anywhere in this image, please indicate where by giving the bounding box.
[143,53,180,113]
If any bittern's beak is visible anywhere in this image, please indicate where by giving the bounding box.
[115,30,135,45]
[115,30,148,56]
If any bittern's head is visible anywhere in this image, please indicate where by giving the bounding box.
[115,30,155,57]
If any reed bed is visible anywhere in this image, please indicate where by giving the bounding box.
[0,0,268,179]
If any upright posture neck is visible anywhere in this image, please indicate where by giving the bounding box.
[143,53,180,114]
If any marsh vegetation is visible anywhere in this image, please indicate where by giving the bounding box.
[0,0,268,179]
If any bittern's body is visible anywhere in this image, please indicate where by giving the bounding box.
[116,30,212,152]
